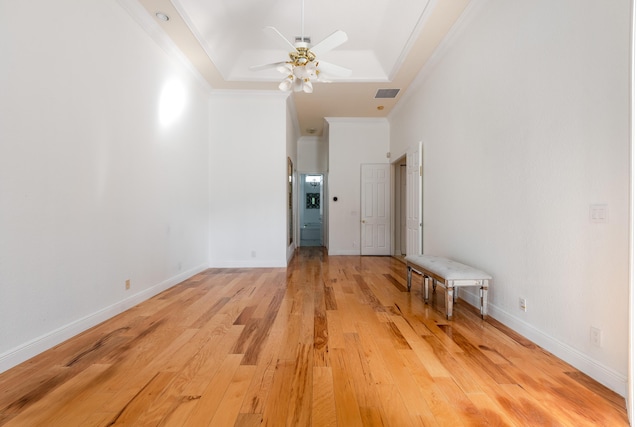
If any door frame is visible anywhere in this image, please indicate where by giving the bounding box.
[391,142,424,259]
[298,172,325,247]
[392,157,407,256]
[406,141,423,256]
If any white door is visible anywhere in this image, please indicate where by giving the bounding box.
[406,141,423,256]
[361,164,391,255]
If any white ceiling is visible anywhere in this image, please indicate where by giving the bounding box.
[135,0,472,135]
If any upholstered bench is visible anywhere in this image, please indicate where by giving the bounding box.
[406,255,491,319]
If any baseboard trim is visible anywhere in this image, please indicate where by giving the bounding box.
[0,264,208,374]
[327,249,361,256]
[209,260,287,268]
[457,288,627,397]
[287,243,296,264]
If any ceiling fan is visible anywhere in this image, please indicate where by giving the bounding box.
[250,0,352,93]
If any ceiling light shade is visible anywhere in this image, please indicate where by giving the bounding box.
[306,61,318,78]
[293,66,307,80]
[303,79,313,93]
[279,76,293,91]
[292,77,304,92]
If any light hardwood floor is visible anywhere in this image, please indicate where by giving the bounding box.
[0,247,629,426]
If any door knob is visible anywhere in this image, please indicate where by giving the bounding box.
[362,220,365,223]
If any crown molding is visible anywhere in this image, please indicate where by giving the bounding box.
[324,117,389,125]
[390,0,490,120]
[209,89,290,99]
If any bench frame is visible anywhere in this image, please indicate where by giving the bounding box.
[406,259,489,320]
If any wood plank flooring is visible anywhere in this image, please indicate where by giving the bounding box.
[0,247,629,426]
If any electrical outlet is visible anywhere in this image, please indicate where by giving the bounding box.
[125,279,131,290]
[590,327,602,348]
[519,297,527,312]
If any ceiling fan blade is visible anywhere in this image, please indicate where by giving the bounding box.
[264,26,296,52]
[310,30,348,56]
[249,61,288,72]
[317,61,352,78]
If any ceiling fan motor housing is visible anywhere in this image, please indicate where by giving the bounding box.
[295,36,311,44]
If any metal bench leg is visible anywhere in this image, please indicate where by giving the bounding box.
[481,282,488,319]
[445,281,454,319]
[424,276,432,303]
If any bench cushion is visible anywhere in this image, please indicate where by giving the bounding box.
[405,255,492,281]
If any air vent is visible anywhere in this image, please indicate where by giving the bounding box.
[375,89,400,99]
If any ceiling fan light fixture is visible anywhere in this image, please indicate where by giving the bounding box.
[249,1,349,93]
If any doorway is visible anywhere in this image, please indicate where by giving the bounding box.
[300,174,324,246]
[391,141,423,258]
[394,157,407,256]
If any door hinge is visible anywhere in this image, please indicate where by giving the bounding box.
[419,166,423,177]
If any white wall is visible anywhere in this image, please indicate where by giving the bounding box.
[209,91,290,267]
[0,0,210,371]
[389,0,630,395]
[297,136,328,173]
[326,118,390,255]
